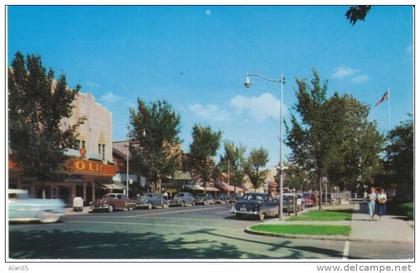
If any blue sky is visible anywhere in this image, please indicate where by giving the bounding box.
[8,6,413,167]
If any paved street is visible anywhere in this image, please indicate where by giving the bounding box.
[8,204,413,260]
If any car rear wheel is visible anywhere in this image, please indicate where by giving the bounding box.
[108,205,114,213]
[38,211,60,223]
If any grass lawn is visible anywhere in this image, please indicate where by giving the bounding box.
[287,209,352,221]
[250,224,351,236]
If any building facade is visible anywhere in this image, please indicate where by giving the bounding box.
[9,92,117,205]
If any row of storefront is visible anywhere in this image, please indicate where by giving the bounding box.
[8,90,269,204]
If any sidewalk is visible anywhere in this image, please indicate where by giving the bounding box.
[252,203,414,243]
[349,202,414,243]
[64,206,91,216]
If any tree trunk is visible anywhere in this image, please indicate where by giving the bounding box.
[318,175,323,211]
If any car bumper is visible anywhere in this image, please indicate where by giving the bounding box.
[230,208,259,215]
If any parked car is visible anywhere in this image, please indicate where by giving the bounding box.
[91,193,137,212]
[214,193,228,204]
[303,192,315,207]
[283,193,305,211]
[137,193,169,209]
[169,192,196,207]
[8,189,65,223]
[194,193,215,205]
[231,192,279,221]
[228,193,242,203]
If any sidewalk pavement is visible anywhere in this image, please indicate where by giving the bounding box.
[349,202,414,243]
[259,203,414,243]
[64,206,91,216]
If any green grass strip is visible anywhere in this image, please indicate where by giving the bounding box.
[250,224,351,236]
[287,210,352,221]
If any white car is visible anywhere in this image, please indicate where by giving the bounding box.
[8,189,65,223]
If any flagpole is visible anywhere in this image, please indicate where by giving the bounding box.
[387,87,391,133]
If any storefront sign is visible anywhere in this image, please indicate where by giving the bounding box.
[68,159,116,176]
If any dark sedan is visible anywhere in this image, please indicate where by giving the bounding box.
[137,193,169,209]
[231,192,279,221]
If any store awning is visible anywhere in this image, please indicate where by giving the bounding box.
[204,186,220,192]
[184,183,204,191]
[99,183,124,190]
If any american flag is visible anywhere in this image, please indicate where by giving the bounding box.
[375,91,389,106]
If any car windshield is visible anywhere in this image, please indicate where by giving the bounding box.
[176,193,184,197]
[242,194,266,201]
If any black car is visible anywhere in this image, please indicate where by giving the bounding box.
[231,192,279,221]
[194,193,215,205]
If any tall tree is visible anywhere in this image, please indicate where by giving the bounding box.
[323,94,384,191]
[219,141,247,193]
[287,71,384,209]
[385,116,413,201]
[286,70,330,210]
[129,99,182,194]
[244,147,269,191]
[188,124,222,192]
[8,51,83,197]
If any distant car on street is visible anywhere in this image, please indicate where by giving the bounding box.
[8,189,65,223]
[137,193,169,209]
[231,192,279,221]
[91,193,137,212]
[214,193,228,204]
[194,193,215,205]
[170,192,196,207]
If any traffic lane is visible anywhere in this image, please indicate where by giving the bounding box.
[348,241,414,260]
[9,220,347,259]
[64,204,259,229]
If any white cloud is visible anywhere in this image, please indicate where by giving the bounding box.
[188,103,230,121]
[331,66,359,79]
[205,9,212,16]
[351,74,369,83]
[230,92,282,122]
[100,92,123,104]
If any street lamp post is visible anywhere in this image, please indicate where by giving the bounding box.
[126,125,130,198]
[244,72,286,221]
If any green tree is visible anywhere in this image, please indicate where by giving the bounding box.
[345,5,372,25]
[323,94,384,191]
[129,99,182,195]
[188,124,222,192]
[244,147,269,190]
[385,116,413,201]
[286,70,331,209]
[283,164,311,192]
[8,51,83,197]
[219,141,247,193]
[286,70,384,209]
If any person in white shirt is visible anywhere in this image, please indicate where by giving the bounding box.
[376,188,387,221]
[366,187,377,221]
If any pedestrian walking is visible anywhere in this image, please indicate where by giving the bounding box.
[376,188,387,221]
[366,187,377,221]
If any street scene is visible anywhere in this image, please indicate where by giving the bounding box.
[9,202,413,259]
[6,5,414,262]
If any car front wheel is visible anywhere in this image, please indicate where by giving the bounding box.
[38,211,60,223]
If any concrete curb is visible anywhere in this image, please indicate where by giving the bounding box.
[244,226,350,241]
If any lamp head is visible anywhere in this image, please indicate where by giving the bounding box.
[244,76,252,88]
